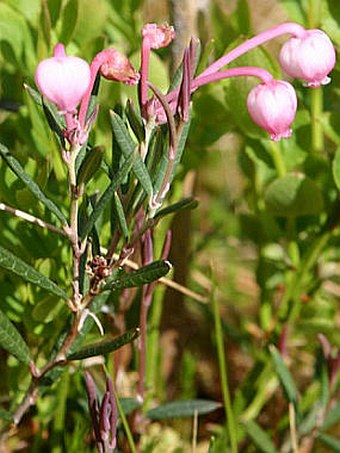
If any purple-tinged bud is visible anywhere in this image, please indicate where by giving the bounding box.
[279,29,336,88]
[95,49,140,86]
[142,23,175,49]
[247,80,297,141]
[35,44,91,112]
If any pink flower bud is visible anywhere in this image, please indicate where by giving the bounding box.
[96,49,140,86]
[35,44,91,112]
[247,80,297,141]
[279,29,336,87]
[142,23,175,49]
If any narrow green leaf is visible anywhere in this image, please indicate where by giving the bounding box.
[0,245,69,300]
[242,420,278,453]
[0,143,68,225]
[153,118,191,195]
[113,192,130,241]
[24,83,43,105]
[0,308,31,364]
[66,328,140,360]
[125,99,145,142]
[77,146,104,186]
[42,100,65,144]
[269,345,297,404]
[170,117,191,183]
[110,111,153,196]
[81,151,135,240]
[103,260,172,291]
[317,433,340,452]
[24,84,65,144]
[146,399,221,420]
[154,197,198,220]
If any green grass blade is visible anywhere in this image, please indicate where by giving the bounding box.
[317,433,340,452]
[0,245,68,300]
[242,420,278,453]
[0,308,31,365]
[0,143,67,225]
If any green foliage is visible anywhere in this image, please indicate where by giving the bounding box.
[0,0,340,451]
[242,420,278,453]
[0,143,67,225]
[66,327,140,360]
[264,173,324,217]
[103,260,172,290]
[0,245,68,300]
[146,399,221,420]
[0,308,31,365]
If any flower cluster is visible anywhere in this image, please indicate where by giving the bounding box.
[34,22,336,147]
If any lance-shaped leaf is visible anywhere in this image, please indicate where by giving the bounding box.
[125,99,145,143]
[77,146,104,187]
[66,328,140,360]
[24,85,65,144]
[110,111,153,197]
[0,143,67,225]
[113,192,129,241]
[154,197,198,220]
[146,399,221,420]
[0,245,68,300]
[153,118,191,194]
[269,345,298,405]
[242,420,278,453]
[42,100,65,145]
[81,152,135,240]
[103,260,172,291]
[0,308,31,364]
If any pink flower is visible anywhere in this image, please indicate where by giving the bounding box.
[94,49,140,86]
[142,23,175,49]
[247,80,297,141]
[279,29,336,87]
[35,44,91,112]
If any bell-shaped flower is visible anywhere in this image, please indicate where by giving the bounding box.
[247,80,297,141]
[35,44,91,112]
[279,29,336,87]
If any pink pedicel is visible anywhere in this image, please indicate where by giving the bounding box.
[140,24,175,117]
[279,29,336,87]
[247,80,298,141]
[78,49,139,130]
[34,44,91,113]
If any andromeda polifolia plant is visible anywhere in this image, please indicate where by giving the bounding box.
[0,15,337,452]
